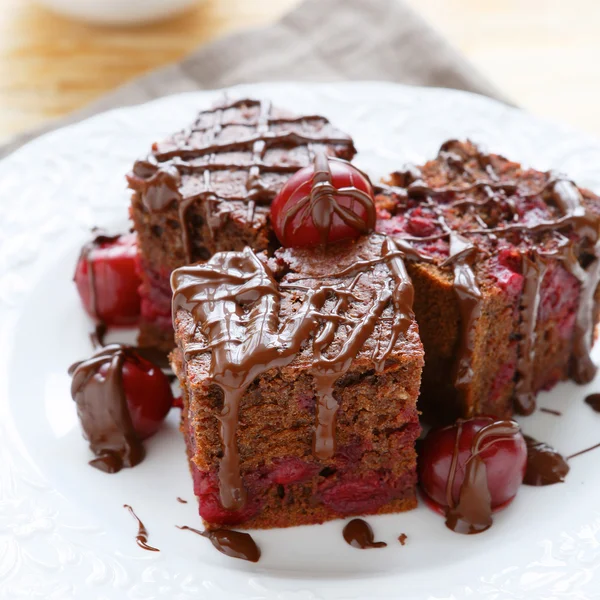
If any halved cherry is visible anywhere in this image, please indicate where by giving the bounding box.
[418,416,527,512]
[74,232,141,326]
[271,153,375,248]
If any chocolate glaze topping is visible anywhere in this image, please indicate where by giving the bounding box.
[523,435,569,485]
[378,141,600,414]
[444,419,520,534]
[281,152,376,244]
[127,98,355,263]
[584,393,600,412]
[171,235,416,511]
[76,231,120,347]
[342,519,387,549]
[68,344,145,473]
[124,504,159,552]
[176,525,260,562]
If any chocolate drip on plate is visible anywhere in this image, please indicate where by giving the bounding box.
[398,533,408,545]
[567,442,600,460]
[342,519,387,549]
[176,497,188,504]
[523,435,569,485]
[585,393,600,412]
[540,407,562,416]
[171,236,415,511]
[176,525,260,562]
[124,504,159,552]
[69,344,145,473]
[444,419,520,534]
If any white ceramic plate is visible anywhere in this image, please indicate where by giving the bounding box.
[1,82,600,600]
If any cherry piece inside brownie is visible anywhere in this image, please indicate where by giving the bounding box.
[127,98,356,353]
[375,140,600,421]
[170,233,424,529]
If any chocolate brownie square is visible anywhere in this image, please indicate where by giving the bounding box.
[376,140,600,421]
[170,233,423,529]
[127,98,356,352]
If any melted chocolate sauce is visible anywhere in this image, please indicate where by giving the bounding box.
[176,497,188,504]
[523,435,569,485]
[124,504,159,552]
[69,344,145,473]
[444,419,520,534]
[584,393,600,412]
[171,236,415,511]
[281,152,375,244]
[540,407,562,416]
[127,98,355,263]
[398,533,408,545]
[383,143,600,414]
[176,525,260,562]
[567,442,600,460]
[342,519,387,549]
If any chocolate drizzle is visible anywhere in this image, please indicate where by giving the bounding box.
[567,442,600,460]
[281,152,376,244]
[127,98,355,263]
[171,235,416,511]
[176,525,260,562]
[342,519,387,549]
[540,407,562,416]
[444,419,520,534]
[585,393,600,412]
[124,504,159,552]
[68,344,145,473]
[523,435,569,485]
[398,533,408,545]
[379,141,600,414]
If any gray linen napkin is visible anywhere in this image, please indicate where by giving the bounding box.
[0,0,507,158]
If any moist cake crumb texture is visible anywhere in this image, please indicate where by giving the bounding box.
[171,233,424,529]
[375,140,600,421]
[127,98,356,352]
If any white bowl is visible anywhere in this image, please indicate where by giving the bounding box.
[36,0,203,25]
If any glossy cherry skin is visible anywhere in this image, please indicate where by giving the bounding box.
[270,158,374,248]
[418,417,527,511]
[74,233,141,326]
[98,353,173,439]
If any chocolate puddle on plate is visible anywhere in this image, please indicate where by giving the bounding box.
[342,519,387,549]
[176,525,260,562]
[523,435,569,485]
[584,393,600,412]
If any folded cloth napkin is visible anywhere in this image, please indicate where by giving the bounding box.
[0,0,507,158]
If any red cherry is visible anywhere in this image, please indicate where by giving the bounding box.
[98,353,173,439]
[271,154,375,248]
[418,417,527,512]
[74,233,141,326]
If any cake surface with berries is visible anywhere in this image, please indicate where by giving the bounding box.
[127,98,356,352]
[375,140,600,421]
[170,233,424,529]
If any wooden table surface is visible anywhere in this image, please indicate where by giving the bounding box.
[0,0,599,144]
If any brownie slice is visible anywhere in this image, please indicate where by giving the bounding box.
[127,98,356,352]
[170,233,423,529]
[375,140,600,421]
